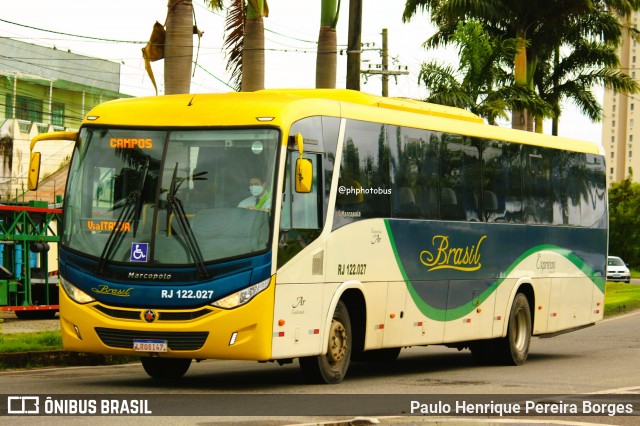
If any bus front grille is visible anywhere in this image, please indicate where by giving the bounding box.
[93,305,212,321]
[95,327,209,351]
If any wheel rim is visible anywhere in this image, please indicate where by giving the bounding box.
[513,306,529,352]
[327,320,347,366]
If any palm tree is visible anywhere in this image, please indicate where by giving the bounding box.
[534,42,639,134]
[418,21,549,124]
[316,0,341,88]
[402,0,640,131]
[165,0,199,95]
[242,1,269,91]
[530,8,639,133]
[218,0,269,92]
[220,0,244,90]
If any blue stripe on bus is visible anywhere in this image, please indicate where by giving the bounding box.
[59,250,272,308]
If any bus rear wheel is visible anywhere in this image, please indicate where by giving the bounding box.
[471,293,531,366]
[299,300,352,384]
[498,292,532,365]
[141,357,192,380]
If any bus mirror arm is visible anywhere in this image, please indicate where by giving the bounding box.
[295,132,304,156]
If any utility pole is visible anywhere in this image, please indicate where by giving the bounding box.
[361,29,409,97]
[346,0,362,91]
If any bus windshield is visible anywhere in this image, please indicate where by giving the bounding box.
[62,126,279,267]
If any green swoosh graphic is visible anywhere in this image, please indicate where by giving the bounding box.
[384,220,605,322]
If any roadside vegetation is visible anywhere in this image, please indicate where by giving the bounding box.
[604,282,640,316]
[0,330,61,353]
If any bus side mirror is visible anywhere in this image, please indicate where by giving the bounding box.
[28,130,78,191]
[295,158,312,193]
[27,152,41,191]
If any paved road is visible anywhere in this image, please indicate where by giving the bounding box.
[1,311,639,425]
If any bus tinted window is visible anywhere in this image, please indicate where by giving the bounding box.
[522,146,553,224]
[331,121,603,229]
[482,139,522,223]
[585,153,607,227]
[335,120,391,227]
[440,134,480,221]
[389,125,440,219]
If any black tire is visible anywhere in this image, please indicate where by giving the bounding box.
[470,340,494,365]
[352,347,401,363]
[497,292,532,365]
[141,357,192,380]
[299,300,352,384]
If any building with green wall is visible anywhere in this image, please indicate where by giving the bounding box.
[0,38,130,202]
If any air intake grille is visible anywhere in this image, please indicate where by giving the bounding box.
[312,250,324,275]
[95,327,208,351]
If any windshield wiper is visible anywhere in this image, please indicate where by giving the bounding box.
[166,163,210,279]
[96,157,150,274]
[132,156,151,237]
[96,191,138,274]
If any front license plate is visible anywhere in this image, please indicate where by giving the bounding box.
[133,339,168,352]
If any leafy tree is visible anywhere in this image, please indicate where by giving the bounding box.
[532,8,639,134]
[609,175,640,268]
[418,21,549,124]
[403,0,640,131]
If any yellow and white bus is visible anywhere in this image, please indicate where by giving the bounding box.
[30,89,607,383]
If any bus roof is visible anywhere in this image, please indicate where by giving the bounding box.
[83,89,601,155]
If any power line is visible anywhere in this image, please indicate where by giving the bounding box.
[0,18,146,44]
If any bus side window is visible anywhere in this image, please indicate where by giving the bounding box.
[278,151,322,267]
[523,146,552,224]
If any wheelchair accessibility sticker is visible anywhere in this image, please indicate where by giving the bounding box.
[130,243,149,262]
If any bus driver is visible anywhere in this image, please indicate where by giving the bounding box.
[238,176,271,211]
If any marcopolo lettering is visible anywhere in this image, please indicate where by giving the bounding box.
[128,272,172,280]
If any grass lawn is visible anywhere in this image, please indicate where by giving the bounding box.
[0,330,62,353]
[604,281,640,316]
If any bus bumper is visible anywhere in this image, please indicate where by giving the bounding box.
[59,280,275,361]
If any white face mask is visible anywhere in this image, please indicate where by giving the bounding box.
[249,185,263,197]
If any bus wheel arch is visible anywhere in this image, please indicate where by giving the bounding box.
[340,288,367,358]
[471,283,534,366]
[299,299,353,384]
[299,287,365,384]
[499,285,534,365]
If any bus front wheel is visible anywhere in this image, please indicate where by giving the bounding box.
[141,357,192,380]
[299,300,352,384]
[498,292,532,365]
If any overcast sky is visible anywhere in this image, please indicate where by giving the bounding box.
[0,0,602,145]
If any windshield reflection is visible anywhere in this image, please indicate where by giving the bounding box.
[62,127,279,266]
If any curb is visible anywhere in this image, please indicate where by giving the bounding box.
[0,350,135,369]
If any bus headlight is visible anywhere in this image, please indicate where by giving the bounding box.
[60,276,96,304]
[212,277,270,309]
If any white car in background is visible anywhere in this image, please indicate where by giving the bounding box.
[607,256,631,283]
